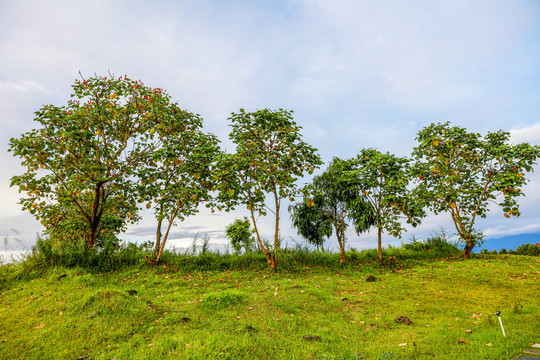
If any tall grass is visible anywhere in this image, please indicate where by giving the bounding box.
[3,227,538,284]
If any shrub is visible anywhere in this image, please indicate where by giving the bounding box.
[200,290,246,309]
[403,228,461,258]
[516,243,540,256]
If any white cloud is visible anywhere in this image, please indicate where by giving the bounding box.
[0,81,50,94]
[1,0,539,252]
[510,123,540,145]
[484,223,540,239]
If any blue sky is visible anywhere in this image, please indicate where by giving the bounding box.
[1,0,540,254]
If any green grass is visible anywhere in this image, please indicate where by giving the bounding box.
[0,255,538,359]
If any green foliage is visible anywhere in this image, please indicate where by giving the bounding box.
[214,109,323,269]
[11,236,147,274]
[225,218,255,254]
[403,228,461,257]
[516,243,540,256]
[342,149,424,262]
[290,157,376,263]
[411,122,540,258]
[8,75,187,251]
[200,290,247,309]
[289,193,332,249]
[136,109,221,264]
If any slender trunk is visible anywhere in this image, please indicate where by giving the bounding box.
[272,188,280,270]
[154,217,163,259]
[249,203,273,267]
[334,222,346,264]
[376,196,383,263]
[377,226,383,263]
[151,206,179,265]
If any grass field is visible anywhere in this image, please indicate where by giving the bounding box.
[0,255,538,359]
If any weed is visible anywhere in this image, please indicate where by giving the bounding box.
[200,290,247,309]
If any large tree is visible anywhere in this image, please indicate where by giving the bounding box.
[214,109,322,270]
[411,122,540,258]
[343,149,424,263]
[9,75,182,250]
[289,158,375,263]
[137,117,220,264]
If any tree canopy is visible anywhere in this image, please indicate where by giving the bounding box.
[290,158,375,263]
[411,122,540,258]
[342,149,424,262]
[213,109,322,269]
[9,75,176,250]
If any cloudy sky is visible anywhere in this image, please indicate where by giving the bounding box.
[1,0,539,255]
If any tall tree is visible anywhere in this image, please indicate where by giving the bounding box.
[214,109,322,270]
[137,117,220,264]
[289,158,375,263]
[9,75,176,250]
[343,149,424,263]
[411,122,540,258]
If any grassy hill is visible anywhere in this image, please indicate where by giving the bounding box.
[0,255,538,359]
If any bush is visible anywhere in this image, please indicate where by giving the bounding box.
[403,228,461,258]
[225,218,256,254]
[481,249,498,255]
[19,236,147,273]
[516,243,540,256]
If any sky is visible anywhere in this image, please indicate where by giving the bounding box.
[1,0,540,257]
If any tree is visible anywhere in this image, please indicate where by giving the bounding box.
[289,194,332,252]
[343,149,424,263]
[411,122,540,258]
[289,158,375,263]
[214,109,322,270]
[9,74,181,250]
[225,218,255,254]
[137,115,220,264]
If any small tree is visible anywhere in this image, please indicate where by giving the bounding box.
[225,218,255,254]
[411,122,540,258]
[289,158,375,263]
[137,114,220,264]
[214,109,322,270]
[289,194,332,252]
[9,75,173,250]
[343,149,424,263]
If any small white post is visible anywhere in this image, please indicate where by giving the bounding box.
[495,311,506,337]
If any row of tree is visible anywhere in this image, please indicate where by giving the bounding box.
[289,124,539,263]
[9,75,540,269]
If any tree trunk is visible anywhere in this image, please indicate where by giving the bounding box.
[463,241,475,259]
[86,182,105,251]
[334,223,346,264]
[149,207,179,265]
[249,203,274,267]
[272,192,280,271]
[339,240,346,264]
[377,227,383,263]
[269,256,277,270]
[86,228,97,251]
